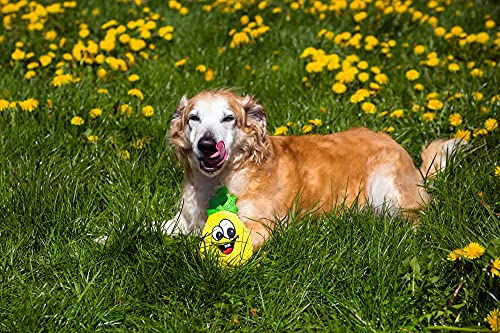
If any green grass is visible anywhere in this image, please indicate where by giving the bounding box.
[0,0,499,331]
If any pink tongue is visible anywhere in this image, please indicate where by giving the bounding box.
[209,141,226,158]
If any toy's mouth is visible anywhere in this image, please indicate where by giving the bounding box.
[199,141,228,174]
[217,236,238,255]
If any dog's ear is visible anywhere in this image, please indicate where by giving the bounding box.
[242,95,266,138]
[169,95,190,150]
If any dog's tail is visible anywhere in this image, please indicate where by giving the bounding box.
[420,138,466,178]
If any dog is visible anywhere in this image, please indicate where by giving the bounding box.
[164,89,461,251]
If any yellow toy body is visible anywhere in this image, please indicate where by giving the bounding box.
[200,210,253,266]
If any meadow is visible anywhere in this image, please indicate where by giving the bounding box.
[0,0,499,331]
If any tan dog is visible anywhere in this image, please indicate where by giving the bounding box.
[165,89,460,251]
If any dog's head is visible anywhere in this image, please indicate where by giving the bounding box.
[170,90,268,177]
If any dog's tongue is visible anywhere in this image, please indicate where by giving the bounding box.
[209,141,227,159]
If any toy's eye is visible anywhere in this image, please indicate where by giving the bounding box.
[222,114,235,123]
[188,114,200,122]
[212,226,224,241]
[220,219,236,239]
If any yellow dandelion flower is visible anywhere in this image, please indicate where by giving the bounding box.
[413,44,426,55]
[473,92,484,101]
[493,258,500,277]
[448,113,463,126]
[309,119,323,126]
[18,98,39,112]
[485,20,496,29]
[413,83,425,91]
[141,105,154,117]
[375,73,389,85]
[24,70,36,80]
[135,139,144,149]
[383,126,395,133]
[361,102,376,114]
[486,308,500,331]
[454,129,471,142]
[422,112,436,121]
[448,63,460,72]
[11,48,27,61]
[204,69,215,82]
[97,88,109,95]
[89,108,102,119]
[174,58,187,68]
[473,128,488,137]
[121,150,131,160]
[196,64,207,73]
[0,99,9,111]
[120,104,133,116]
[427,99,444,111]
[51,73,73,87]
[447,248,464,261]
[301,124,313,134]
[127,88,144,100]
[271,65,280,71]
[390,109,404,118]
[88,135,99,143]
[496,166,500,177]
[463,242,485,259]
[128,74,140,82]
[332,82,347,94]
[274,126,288,136]
[484,118,498,131]
[70,116,84,126]
[470,68,484,77]
[405,69,420,81]
[129,38,146,51]
[358,72,370,82]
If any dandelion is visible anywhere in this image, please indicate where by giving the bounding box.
[88,135,99,143]
[473,92,484,101]
[448,63,460,72]
[483,118,497,132]
[448,113,463,126]
[18,98,39,112]
[390,109,404,118]
[383,126,395,133]
[11,48,26,61]
[24,71,36,80]
[463,242,485,259]
[129,38,146,51]
[204,69,215,82]
[491,258,500,277]
[331,82,347,94]
[89,108,102,118]
[0,99,10,111]
[422,112,436,121]
[174,58,187,68]
[473,128,488,137]
[309,119,322,126]
[486,308,500,332]
[274,126,288,136]
[121,150,131,160]
[141,105,154,117]
[427,99,444,110]
[196,64,207,73]
[375,73,389,84]
[413,83,425,91]
[496,166,500,177]
[128,88,144,100]
[97,88,109,95]
[413,44,426,55]
[70,116,84,126]
[454,129,471,142]
[128,74,140,82]
[405,69,420,81]
[301,124,313,134]
[135,139,144,149]
[447,248,464,261]
[51,73,73,87]
[361,102,376,114]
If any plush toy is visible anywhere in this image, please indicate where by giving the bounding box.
[200,186,253,266]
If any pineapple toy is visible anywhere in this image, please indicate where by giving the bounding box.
[200,186,253,266]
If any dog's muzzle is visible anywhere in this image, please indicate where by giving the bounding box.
[197,135,228,174]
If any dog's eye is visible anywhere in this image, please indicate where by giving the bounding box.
[188,114,200,122]
[222,115,235,123]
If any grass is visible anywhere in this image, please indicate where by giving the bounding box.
[0,0,499,331]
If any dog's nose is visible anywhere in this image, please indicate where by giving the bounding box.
[197,135,218,156]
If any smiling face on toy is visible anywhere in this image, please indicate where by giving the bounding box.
[201,211,252,266]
